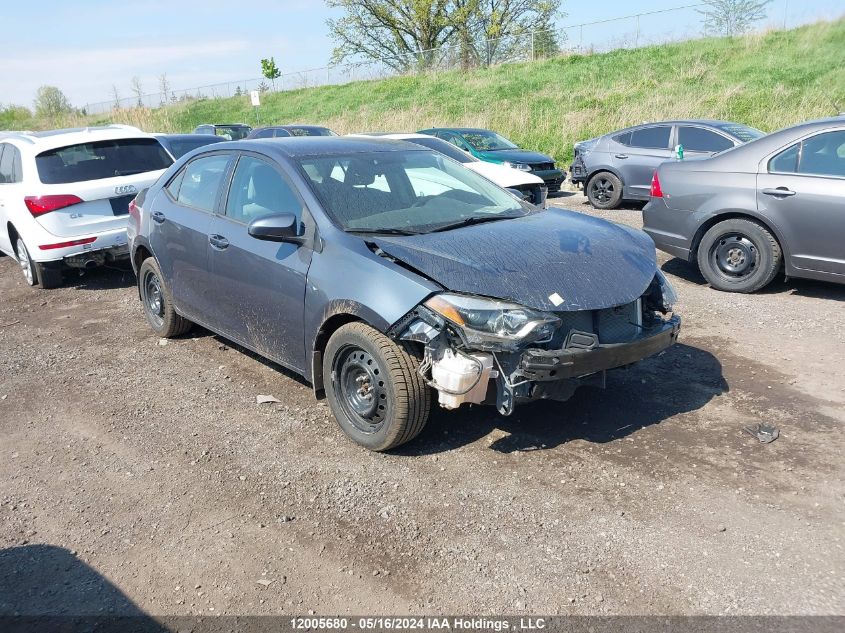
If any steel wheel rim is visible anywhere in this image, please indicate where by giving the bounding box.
[710,233,758,279]
[143,270,165,328]
[16,238,33,285]
[590,178,614,204]
[333,345,388,434]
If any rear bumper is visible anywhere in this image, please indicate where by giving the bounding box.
[32,228,129,265]
[518,316,681,380]
[642,199,695,262]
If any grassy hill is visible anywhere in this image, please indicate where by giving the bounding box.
[7,18,845,163]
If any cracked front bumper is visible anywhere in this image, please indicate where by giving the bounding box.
[518,316,681,381]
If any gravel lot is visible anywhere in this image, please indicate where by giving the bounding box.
[1,192,843,617]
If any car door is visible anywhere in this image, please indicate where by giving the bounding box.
[149,152,233,320]
[0,143,14,255]
[614,125,673,199]
[677,125,736,159]
[757,129,845,276]
[206,153,312,372]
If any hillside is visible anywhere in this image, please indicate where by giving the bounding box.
[8,18,845,163]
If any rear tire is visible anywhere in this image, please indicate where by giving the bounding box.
[138,257,192,337]
[324,322,431,451]
[15,237,38,287]
[586,171,623,209]
[697,218,782,293]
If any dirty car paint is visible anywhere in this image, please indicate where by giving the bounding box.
[372,208,657,312]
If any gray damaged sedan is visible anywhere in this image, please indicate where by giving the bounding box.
[644,117,845,293]
[128,137,680,451]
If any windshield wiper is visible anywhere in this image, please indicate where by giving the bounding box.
[425,214,520,233]
[346,227,422,236]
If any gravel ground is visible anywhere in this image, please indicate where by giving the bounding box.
[1,193,843,617]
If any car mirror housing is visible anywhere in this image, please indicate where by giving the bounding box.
[248,213,304,244]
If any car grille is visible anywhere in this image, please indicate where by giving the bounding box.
[543,301,643,349]
[531,162,555,172]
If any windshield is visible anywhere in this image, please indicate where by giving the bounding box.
[460,130,519,151]
[298,150,528,234]
[215,126,251,140]
[718,123,765,143]
[406,136,475,163]
[287,126,337,137]
[165,137,224,159]
[36,138,172,184]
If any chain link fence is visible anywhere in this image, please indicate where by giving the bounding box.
[82,2,805,115]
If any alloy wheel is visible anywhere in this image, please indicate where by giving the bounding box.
[16,238,34,285]
[590,177,614,204]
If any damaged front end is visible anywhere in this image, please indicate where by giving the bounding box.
[389,271,680,416]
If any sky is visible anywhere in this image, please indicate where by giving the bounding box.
[1,0,843,109]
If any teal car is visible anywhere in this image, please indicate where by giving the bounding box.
[418,127,565,192]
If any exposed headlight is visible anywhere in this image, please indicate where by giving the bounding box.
[503,161,532,172]
[425,293,560,350]
[655,269,678,312]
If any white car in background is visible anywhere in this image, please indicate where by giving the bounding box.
[0,125,173,288]
[348,133,548,207]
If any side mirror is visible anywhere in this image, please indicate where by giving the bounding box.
[506,187,529,201]
[248,213,304,244]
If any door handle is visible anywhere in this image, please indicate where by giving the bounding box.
[762,187,796,197]
[614,154,629,159]
[209,234,229,250]
[152,211,166,223]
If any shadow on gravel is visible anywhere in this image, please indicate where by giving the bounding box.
[0,544,165,631]
[63,263,136,291]
[662,257,845,301]
[398,342,727,455]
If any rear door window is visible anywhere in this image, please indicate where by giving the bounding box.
[0,144,12,183]
[629,126,672,150]
[176,154,231,212]
[769,144,799,173]
[678,127,734,153]
[798,130,845,177]
[36,138,173,184]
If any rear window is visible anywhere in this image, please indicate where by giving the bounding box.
[717,124,765,143]
[37,138,172,184]
[165,137,224,159]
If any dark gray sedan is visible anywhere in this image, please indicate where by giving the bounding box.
[644,117,845,293]
[571,120,764,209]
[128,138,679,451]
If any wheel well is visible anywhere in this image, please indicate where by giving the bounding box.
[133,245,153,271]
[690,213,783,260]
[7,223,19,256]
[311,313,364,397]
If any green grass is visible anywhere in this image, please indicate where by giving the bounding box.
[7,18,845,163]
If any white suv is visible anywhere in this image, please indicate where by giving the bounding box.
[0,125,173,288]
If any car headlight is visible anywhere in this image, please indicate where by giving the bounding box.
[655,269,678,312]
[503,161,532,172]
[425,293,560,350]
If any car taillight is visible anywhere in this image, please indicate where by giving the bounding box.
[650,171,663,198]
[24,194,84,217]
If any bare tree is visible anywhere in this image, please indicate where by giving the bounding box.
[158,73,171,105]
[111,85,121,110]
[699,0,771,36]
[130,76,144,108]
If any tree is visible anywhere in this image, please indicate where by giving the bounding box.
[258,81,270,93]
[699,0,771,36]
[111,85,121,110]
[261,57,281,91]
[326,0,457,71]
[158,73,171,105]
[33,86,73,119]
[234,86,243,97]
[130,76,144,108]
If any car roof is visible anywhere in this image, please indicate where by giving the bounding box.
[607,119,754,135]
[1,125,153,152]
[209,136,425,158]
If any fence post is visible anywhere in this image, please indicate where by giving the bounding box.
[635,14,640,48]
[326,65,330,85]
[531,31,535,61]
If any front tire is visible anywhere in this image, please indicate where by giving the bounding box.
[324,322,431,451]
[697,218,782,293]
[138,257,192,337]
[586,171,623,209]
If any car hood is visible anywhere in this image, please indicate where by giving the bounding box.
[371,209,657,312]
[475,148,556,165]
[465,161,544,187]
